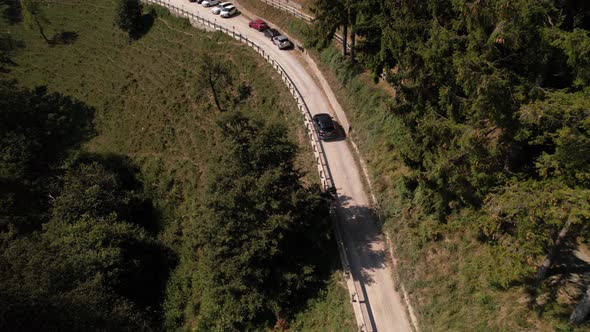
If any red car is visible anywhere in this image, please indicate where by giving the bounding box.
[249,19,269,31]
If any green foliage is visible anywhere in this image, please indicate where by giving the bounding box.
[310,0,590,329]
[309,0,347,48]
[548,28,590,86]
[0,82,170,330]
[518,88,590,187]
[51,162,128,224]
[0,81,94,234]
[484,179,590,262]
[194,112,332,330]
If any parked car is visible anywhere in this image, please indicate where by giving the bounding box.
[312,113,338,140]
[201,0,220,7]
[212,2,232,14]
[189,0,197,2]
[248,19,268,31]
[272,35,292,50]
[220,5,237,17]
[264,28,280,39]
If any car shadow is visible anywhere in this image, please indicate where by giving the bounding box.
[332,193,384,330]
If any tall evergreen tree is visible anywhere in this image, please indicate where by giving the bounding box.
[194,112,331,330]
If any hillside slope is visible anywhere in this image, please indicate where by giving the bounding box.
[0,0,355,330]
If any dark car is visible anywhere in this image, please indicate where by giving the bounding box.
[249,19,269,31]
[312,113,338,140]
[264,28,280,39]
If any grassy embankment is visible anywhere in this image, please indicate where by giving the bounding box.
[1,0,354,329]
[239,0,590,331]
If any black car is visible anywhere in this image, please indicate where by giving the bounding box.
[312,113,338,140]
[264,28,280,39]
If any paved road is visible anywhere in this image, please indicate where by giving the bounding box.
[165,1,413,330]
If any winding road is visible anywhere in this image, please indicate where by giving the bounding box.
[163,1,413,330]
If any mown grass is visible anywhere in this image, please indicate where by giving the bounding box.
[3,0,315,231]
[1,0,356,329]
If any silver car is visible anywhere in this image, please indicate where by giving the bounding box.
[212,2,232,14]
[220,5,237,18]
[272,35,292,50]
[201,0,219,7]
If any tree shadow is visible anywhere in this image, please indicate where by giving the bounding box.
[1,0,22,25]
[1,83,96,175]
[124,236,177,315]
[526,243,590,321]
[49,151,176,316]
[1,81,176,327]
[335,194,386,285]
[50,31,79,45]
[0,34,25,73]
[71,152,164,236]
[332,194,385,329]
[0,82,96,233]
[130,9,156,41]
[277,189,343,323]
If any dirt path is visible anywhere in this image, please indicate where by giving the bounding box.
[164,1,413,330]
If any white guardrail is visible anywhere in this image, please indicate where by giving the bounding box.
[141,1,374,331]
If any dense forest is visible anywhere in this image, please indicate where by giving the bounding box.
[0,81,169,330]
[0,0,347,331]
[309,0,590,329]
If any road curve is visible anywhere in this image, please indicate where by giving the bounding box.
[163,1,413,330]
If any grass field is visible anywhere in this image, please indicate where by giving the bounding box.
[1,0,355,329]
[3,0,313,237]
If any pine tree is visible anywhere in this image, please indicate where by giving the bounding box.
[194,112,331,330]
